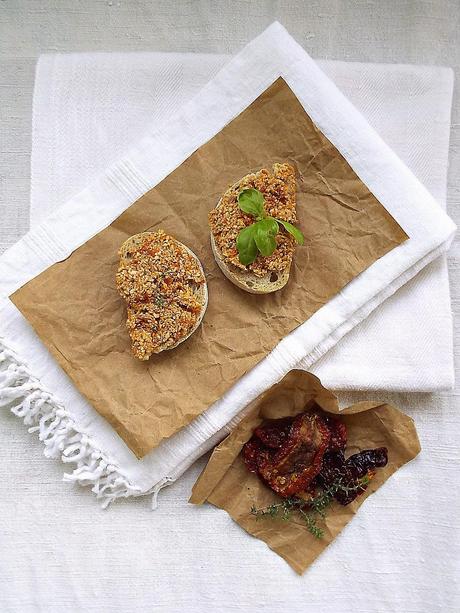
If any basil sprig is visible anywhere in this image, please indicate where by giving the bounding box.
[236,188,304,265]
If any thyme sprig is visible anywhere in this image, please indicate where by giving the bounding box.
[250,476,370,539]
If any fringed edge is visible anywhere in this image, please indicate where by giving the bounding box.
[0,339,161,508]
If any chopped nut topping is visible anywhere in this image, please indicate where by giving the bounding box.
[208,163,297,277]
[116,230,205,359]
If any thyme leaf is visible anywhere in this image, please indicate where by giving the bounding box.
[250,475,370,539]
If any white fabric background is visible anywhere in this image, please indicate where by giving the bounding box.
[1,4,460,613]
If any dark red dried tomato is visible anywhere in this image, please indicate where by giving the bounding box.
[295,481,318,504]
[257,413,331,498]
[346,448,388,478]
[325,416,347,452]
[315,450,344,487]
[254,417,294,449]
[242,437,266,473]
[317,447,388,505]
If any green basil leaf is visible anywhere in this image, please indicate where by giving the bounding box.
[277,219,304,245]
[254,220,277,257]
[237,225,258,265]
[262,217,279,235]
[238,188,265,218]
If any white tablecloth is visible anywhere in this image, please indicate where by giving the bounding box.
[1,4,459,613]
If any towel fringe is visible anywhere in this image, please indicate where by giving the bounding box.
[151,476,175,510]
[0,339,174,508]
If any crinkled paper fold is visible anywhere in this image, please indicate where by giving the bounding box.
[190,369,420,574]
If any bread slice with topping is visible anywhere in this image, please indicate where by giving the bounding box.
[116,230,207,359]
[209,163,298,294]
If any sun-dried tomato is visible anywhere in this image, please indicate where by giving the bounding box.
[295,481,318,504]
[257,413,330,498]
[242,437,266,473]
[316,450,345,485]
[325,416,347,452]
[346,448,388,478]
[254,417,294,449]
[318,447,388,505]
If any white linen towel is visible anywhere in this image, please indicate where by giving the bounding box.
[30,50,455,392]
[0,23,456,506]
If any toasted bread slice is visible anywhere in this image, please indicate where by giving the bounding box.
[209,163,297,294]
[117,231,208,359]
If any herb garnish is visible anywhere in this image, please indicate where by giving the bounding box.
[236,188,304,265]
[250,475,370,539]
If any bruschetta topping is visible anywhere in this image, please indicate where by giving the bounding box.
[209,163,297,277]
[116,230,206,359]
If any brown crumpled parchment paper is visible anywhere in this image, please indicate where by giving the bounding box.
[190,369,420,575]
[11,78,408,458]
